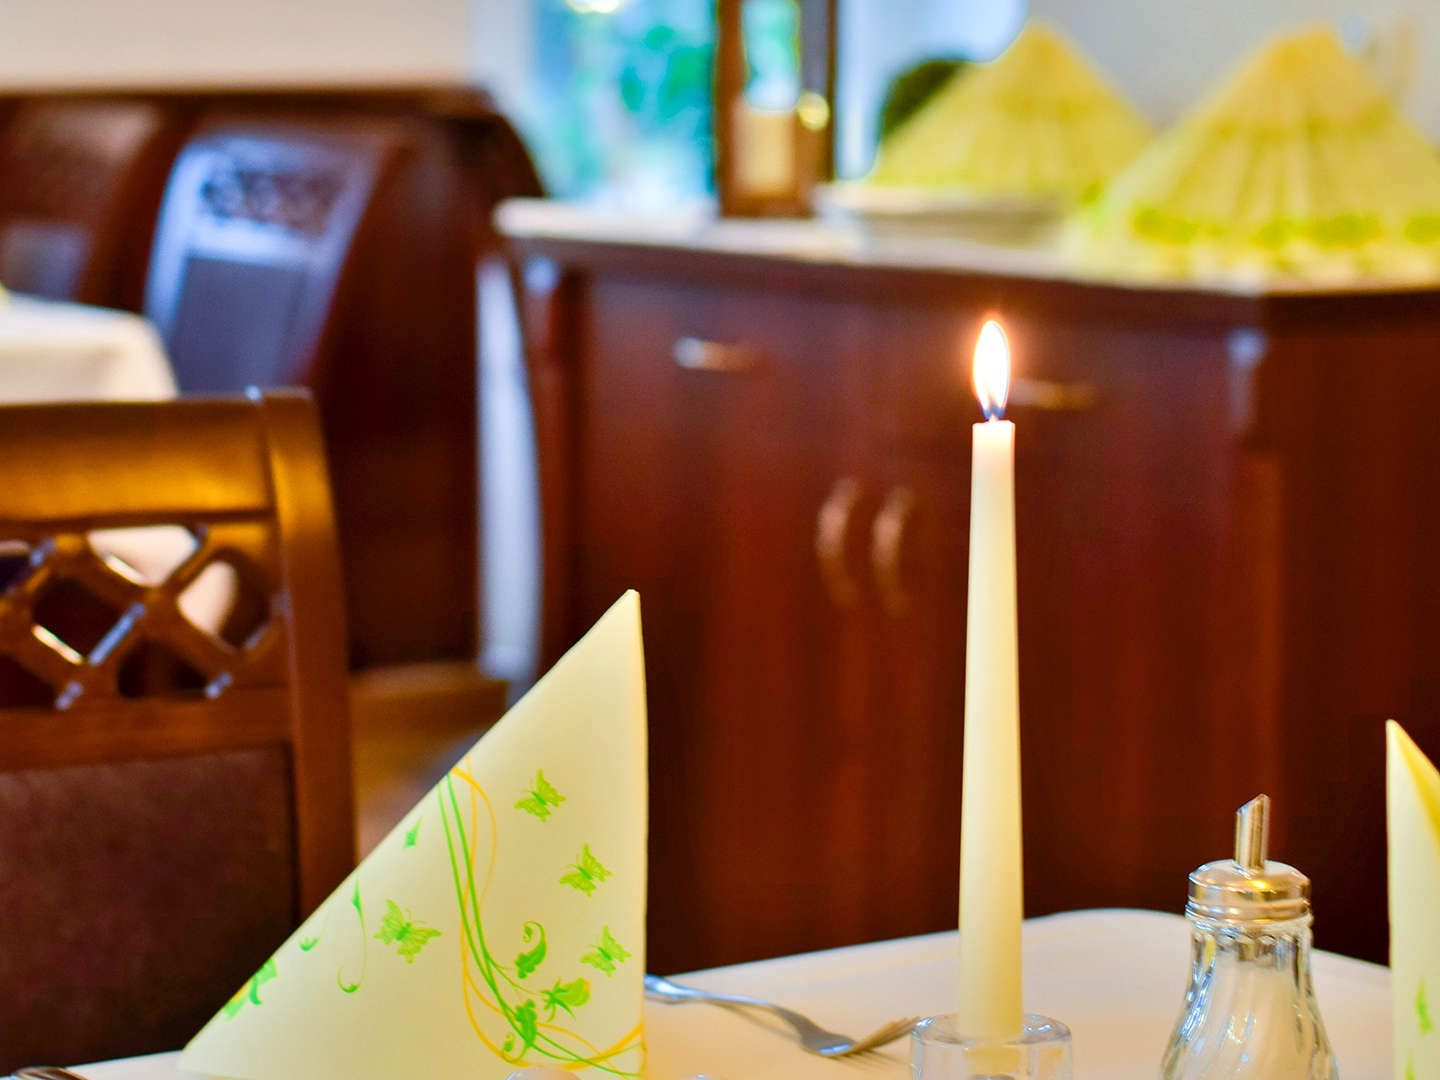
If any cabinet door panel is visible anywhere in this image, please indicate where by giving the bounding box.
[868,303,1246,923]
[861,458,968,940]
[570,275,869,970]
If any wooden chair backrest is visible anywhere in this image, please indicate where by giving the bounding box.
[0,100,177,306]
[0,391,353,1069]
[144,116,408,391]
[0,90,548,670]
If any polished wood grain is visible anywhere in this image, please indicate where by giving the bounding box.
[0,688,290,771]
[0,87,543,681]
[350,660,508,855]
[1238,299,1440,960]
[0,392,352,1067]
[509,231,1440,967]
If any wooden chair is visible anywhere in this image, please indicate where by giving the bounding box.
[0,392,354,1070]
[0,100,177,307]
[143,113,481,671]
[143,114,507,807]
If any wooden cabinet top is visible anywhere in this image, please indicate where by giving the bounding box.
[499,198,1440,331]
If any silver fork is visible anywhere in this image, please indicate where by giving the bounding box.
[644,973,917,1057]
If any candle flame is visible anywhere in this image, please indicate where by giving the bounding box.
[973,320,1010,420]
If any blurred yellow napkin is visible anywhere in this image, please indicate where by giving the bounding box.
[182,591,648,1080]
[869,21,1150,203]
[1388,721,1440,1080]
[1071,27,1440,285]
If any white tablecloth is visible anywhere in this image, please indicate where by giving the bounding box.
[0,294,174,403]
[76,909,1391,1080]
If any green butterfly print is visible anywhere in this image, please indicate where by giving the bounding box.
[515,770,567,821]
[581,925,631,976]
[541,977,591,1020]
[559,844,612,896]
[1405,1054,1416,1080]
[1420,977,1434,1035]
[503,999,540,1058]
[374,900,442,963]
[404,815,423,848]
[514,920,547,979]
[221,957,277,1019]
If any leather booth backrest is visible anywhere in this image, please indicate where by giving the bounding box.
[145,119,405,391]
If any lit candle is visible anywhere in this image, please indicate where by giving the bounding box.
[956,319,1024,1039]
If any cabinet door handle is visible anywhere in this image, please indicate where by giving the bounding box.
[871,486,916,616]
[1008,376,1097,411]
[673,337,764,373]
[815,477,862,608]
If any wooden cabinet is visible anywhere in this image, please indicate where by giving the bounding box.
[855,297,1245,926]
[508,221,1440,971]
[559,274,870,964]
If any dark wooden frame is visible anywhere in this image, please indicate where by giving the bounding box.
[0,390,354,912]
[714,0,837,213]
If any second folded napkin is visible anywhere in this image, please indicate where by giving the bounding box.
[181,591,648,1080]
[1388,720,1440,1080]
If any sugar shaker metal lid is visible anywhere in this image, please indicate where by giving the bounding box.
[1186,794,1311,923]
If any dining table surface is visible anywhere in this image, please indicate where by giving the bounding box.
[72,908,1390,1080]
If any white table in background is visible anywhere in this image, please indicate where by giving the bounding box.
[0,294,174,403]
[78,909,1391,1080]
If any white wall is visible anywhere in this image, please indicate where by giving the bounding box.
[0,0,472,88]
[469,0,535,116]
[836,0,1024,178]
[1029,1,1440,135]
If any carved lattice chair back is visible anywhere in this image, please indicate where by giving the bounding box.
[0,391,353,1071]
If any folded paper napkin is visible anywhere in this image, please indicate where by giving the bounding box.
[1070,27,1440,285]
[182,591,648,1080]
[1389,721,1440,1080]
[868,21,1151,204]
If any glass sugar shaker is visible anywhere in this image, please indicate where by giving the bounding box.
[1161,794,1338,1079]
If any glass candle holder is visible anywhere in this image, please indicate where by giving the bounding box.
[911,1013,1072,1079]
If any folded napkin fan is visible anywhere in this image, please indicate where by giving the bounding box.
[868,20,1151,203]
[1389,721,1440,1080]
[182,591,648,1080]
[1070,27,1440,285]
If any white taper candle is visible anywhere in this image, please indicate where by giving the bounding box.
[956,320,1024,1039]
